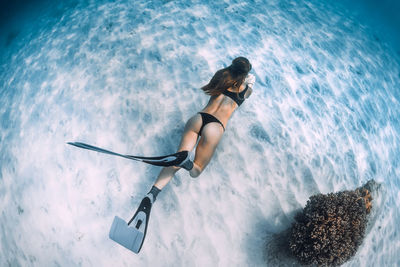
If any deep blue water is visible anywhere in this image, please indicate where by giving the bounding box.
[0,0,399,266]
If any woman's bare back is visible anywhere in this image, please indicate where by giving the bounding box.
[201,83,251,127]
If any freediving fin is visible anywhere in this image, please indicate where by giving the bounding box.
[109,196,152,253]
[67,142,189,167]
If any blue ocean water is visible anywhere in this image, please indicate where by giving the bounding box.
[0,0,399,266]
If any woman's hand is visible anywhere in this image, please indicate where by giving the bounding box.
[244,74,255,98]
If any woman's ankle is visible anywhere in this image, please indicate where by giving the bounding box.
[147,185,162,203]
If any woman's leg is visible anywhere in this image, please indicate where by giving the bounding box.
[189,122,224,178]
[153,114,202,189]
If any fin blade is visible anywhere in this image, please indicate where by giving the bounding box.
[68,142,188,167]
[109,216,145,254]
[109,197,152,253]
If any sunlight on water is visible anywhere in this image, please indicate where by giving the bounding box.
[0,0,399,266]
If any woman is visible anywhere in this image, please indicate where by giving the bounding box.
[147,57,255,202]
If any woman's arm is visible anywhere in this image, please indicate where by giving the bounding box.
[244,74,255,98]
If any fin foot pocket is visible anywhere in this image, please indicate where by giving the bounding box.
[176,150,194,170]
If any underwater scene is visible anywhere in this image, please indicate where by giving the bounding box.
[1,0,399,266]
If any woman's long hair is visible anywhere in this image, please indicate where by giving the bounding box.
[201,57,252,96]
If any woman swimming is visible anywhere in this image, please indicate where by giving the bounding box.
[69,57,255,252]
[147,57,255,202]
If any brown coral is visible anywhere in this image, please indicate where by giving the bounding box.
[288,182,373,266]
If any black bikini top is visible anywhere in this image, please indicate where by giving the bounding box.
[222,85,248,106]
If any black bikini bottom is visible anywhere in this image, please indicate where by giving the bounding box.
[198,112,225,136]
